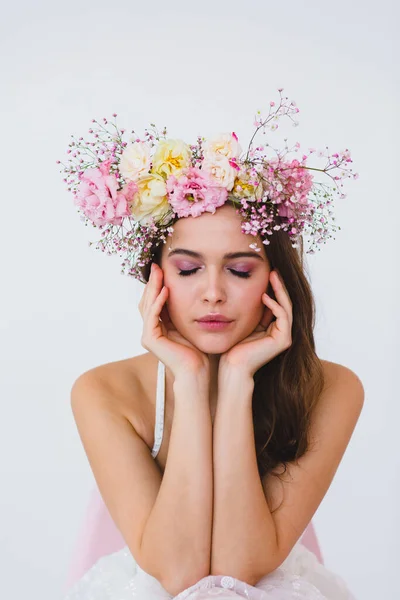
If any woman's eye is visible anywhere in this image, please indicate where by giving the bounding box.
[178,268,251,279]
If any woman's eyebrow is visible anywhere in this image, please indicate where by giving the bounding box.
[167,248,265,261]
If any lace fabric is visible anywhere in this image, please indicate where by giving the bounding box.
[64,541,357,600]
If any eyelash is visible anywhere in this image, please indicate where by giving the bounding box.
[178,268,251,279]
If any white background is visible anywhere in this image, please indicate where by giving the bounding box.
[1,0,398,598]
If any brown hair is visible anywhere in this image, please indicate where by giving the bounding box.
[138,199,325,494]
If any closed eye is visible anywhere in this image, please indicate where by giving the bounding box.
[178,268,251,279]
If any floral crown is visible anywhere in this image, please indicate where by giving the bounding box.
[57,88,358,284]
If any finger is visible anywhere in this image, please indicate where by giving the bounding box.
[259,304,274,330]
[160,303,175,330]
[148,286,168,326]
[143,265,163,311]
[262,293,291,335]
[269,271,293,324]
[270,271,291,304]
[139,268,155,305]
[257,298,274,329]
[262,293,286,318]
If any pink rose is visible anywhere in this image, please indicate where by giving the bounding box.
[74,159,137,226]
[166,166,228,218]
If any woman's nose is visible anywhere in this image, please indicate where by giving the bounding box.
[200,273,227,303]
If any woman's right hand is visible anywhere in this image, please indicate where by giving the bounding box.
[138,262,210,381]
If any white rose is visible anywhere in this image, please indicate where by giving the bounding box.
[201,154,237,191]
[202,132,242,160]
[119,141,152,181]
[130,173,170,225]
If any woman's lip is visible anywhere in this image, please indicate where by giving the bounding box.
[197,319,232,322]
[196,320,234,330]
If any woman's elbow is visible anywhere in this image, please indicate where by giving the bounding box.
[162,565,209,597]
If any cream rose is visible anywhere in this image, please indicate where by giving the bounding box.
[201,154,237,191]
[119,141,152,181]
[232,167,264,200]
[202,132,242,160]
[130,173,170,225]
[151,139,192,179]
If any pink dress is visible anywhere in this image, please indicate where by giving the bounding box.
[63,362,357,599]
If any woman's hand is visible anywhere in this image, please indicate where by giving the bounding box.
[139,262,210,380]
[219,270,293,379]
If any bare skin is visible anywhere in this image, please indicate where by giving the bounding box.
[89,203,337,478]
[92,351,334,478]
[93,351,197,476]
[71,201,364,591]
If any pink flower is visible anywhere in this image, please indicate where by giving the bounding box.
[74,159,137,226]
[166,166,228,218]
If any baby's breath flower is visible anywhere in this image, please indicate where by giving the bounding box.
[57,88,358,281]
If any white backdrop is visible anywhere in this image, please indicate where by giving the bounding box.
[1,1,398,598]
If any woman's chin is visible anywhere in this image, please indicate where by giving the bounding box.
[190,333,241,355]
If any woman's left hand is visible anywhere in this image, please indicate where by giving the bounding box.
[219,270,293,379]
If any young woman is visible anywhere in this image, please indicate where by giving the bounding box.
[60,95,362,598]
[65,200,363,599]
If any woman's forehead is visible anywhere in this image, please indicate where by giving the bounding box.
[161,206,267,261]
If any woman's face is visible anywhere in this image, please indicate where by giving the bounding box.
[160,204,272,354]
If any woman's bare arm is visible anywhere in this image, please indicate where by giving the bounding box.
[140,373,213,594]
[210,363,364,584]
[70,370,213,597]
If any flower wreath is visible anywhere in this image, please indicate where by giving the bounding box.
[57,88,358,283]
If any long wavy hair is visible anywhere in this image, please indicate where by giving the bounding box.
[138,199,325,493]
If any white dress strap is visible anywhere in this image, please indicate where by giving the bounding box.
[151,361,165,458]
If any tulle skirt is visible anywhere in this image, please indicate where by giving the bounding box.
[64,540,357,600]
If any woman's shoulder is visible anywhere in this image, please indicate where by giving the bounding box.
[320,358,364,388]
[84,352,153,385]
[73,352,156,435]
[76,353,145,390]
[318,359,364,417]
